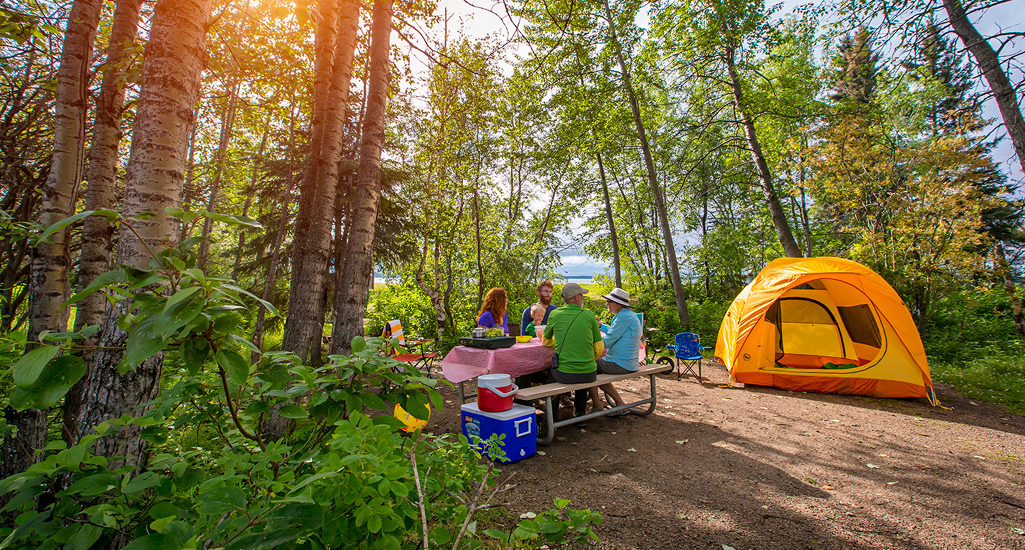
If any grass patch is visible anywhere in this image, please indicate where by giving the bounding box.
[931,353,1025,415]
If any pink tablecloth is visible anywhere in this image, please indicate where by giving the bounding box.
[441,341,555,383]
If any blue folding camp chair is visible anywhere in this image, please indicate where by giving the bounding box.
[664,332,711,381]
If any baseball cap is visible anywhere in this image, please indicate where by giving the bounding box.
[561,282,589,301]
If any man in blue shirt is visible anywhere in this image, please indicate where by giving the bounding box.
[519,280,557,336]
[597,287,642,416]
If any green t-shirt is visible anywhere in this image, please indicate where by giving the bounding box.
[543,303,602,374]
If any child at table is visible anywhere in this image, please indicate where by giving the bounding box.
[523,304,546,338]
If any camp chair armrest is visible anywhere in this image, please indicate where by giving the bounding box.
[405,337,435,345]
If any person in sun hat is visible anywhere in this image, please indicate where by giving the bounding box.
[595,287,642,416]
[541,282,604,418]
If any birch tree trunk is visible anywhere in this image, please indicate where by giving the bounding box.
[282,0,360,362]
[942,0,1025,176]
[5,0,103,486]
[724,47,803,258]
[332,0,393,351]
[596,152,621,288]
[68,0,210,469]
[76,0,143,331]
[601,0,689,326]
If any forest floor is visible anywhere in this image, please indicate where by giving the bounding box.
[427,364,1025,550]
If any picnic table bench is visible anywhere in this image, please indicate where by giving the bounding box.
[514,362,665,445]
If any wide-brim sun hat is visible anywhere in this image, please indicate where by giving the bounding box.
[602,287,631,307]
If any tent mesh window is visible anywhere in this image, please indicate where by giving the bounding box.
[836,304,882,348]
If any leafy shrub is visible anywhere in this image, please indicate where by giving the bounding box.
[931,347,1025,414]
[0,212,601,549]
[365,282,437,341]
[923,286,1021,362]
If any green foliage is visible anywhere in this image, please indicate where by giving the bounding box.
[0,213,599,549]
[922,287,1022,362]
[922,286,1025,414]
[931,352,1025,415]
[365,282,437,341]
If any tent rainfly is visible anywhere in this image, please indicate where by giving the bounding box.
[714,257,937,405]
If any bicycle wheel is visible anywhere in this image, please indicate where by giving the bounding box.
[656,356,675,376]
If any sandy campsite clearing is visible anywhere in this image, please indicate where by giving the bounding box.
[428,365,1025,550]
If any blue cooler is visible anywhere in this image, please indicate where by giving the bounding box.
[461,403,536,463]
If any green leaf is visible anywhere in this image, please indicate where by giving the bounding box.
[367,514,382,533]
[180,337,210,374]
[140,426,169,444]
[119,317,168,371]
[405,392,430,420]
[154,294,205,339]
[163,286,200,311]
[43,440,67,451]
[351,336,367,353]
[11,345,60,386]
[55,442,88,470]
[149,515,175,533]
[122,533,182,550]
[224,528,301,550]
[9,356,87,410]
[149,502,178,520]
[36,210,95,243]
[482,529,508,541]
[178,236,204,252]
[205,211,262,229]
[212,312,242,334]
[358,392,388,411]
[244,401,272,416]
[277,405,307,419]
[267,502,324,530]
[230,334,261,355]
[62,270,125,308]
[217,350,250,386]
[221,283,278,315]
[255,362,290,388]
[65,473,119,496]
[123,471,160,494]
[70,523,103,550]
[195,486,246,514]
[172,467,204,489]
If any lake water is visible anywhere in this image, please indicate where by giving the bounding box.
[373,276,597,285]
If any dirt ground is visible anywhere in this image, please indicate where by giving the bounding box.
[427,364,1025,550]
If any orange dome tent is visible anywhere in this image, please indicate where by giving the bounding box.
[714,257,937,404]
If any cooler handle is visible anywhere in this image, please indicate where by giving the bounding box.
[515,417,532,437]
[486,384,519,398]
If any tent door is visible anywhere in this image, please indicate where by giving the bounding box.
[770,297,846,362]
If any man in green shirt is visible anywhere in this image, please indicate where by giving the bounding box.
[542,283,604,417]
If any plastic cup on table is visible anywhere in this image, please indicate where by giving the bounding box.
[535,325,545,340]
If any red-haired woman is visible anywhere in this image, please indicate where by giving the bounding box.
[476,288,509,335]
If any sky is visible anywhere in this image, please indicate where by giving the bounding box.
[404,0,1025,279]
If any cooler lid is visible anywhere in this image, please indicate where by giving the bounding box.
[461,402,535,420]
